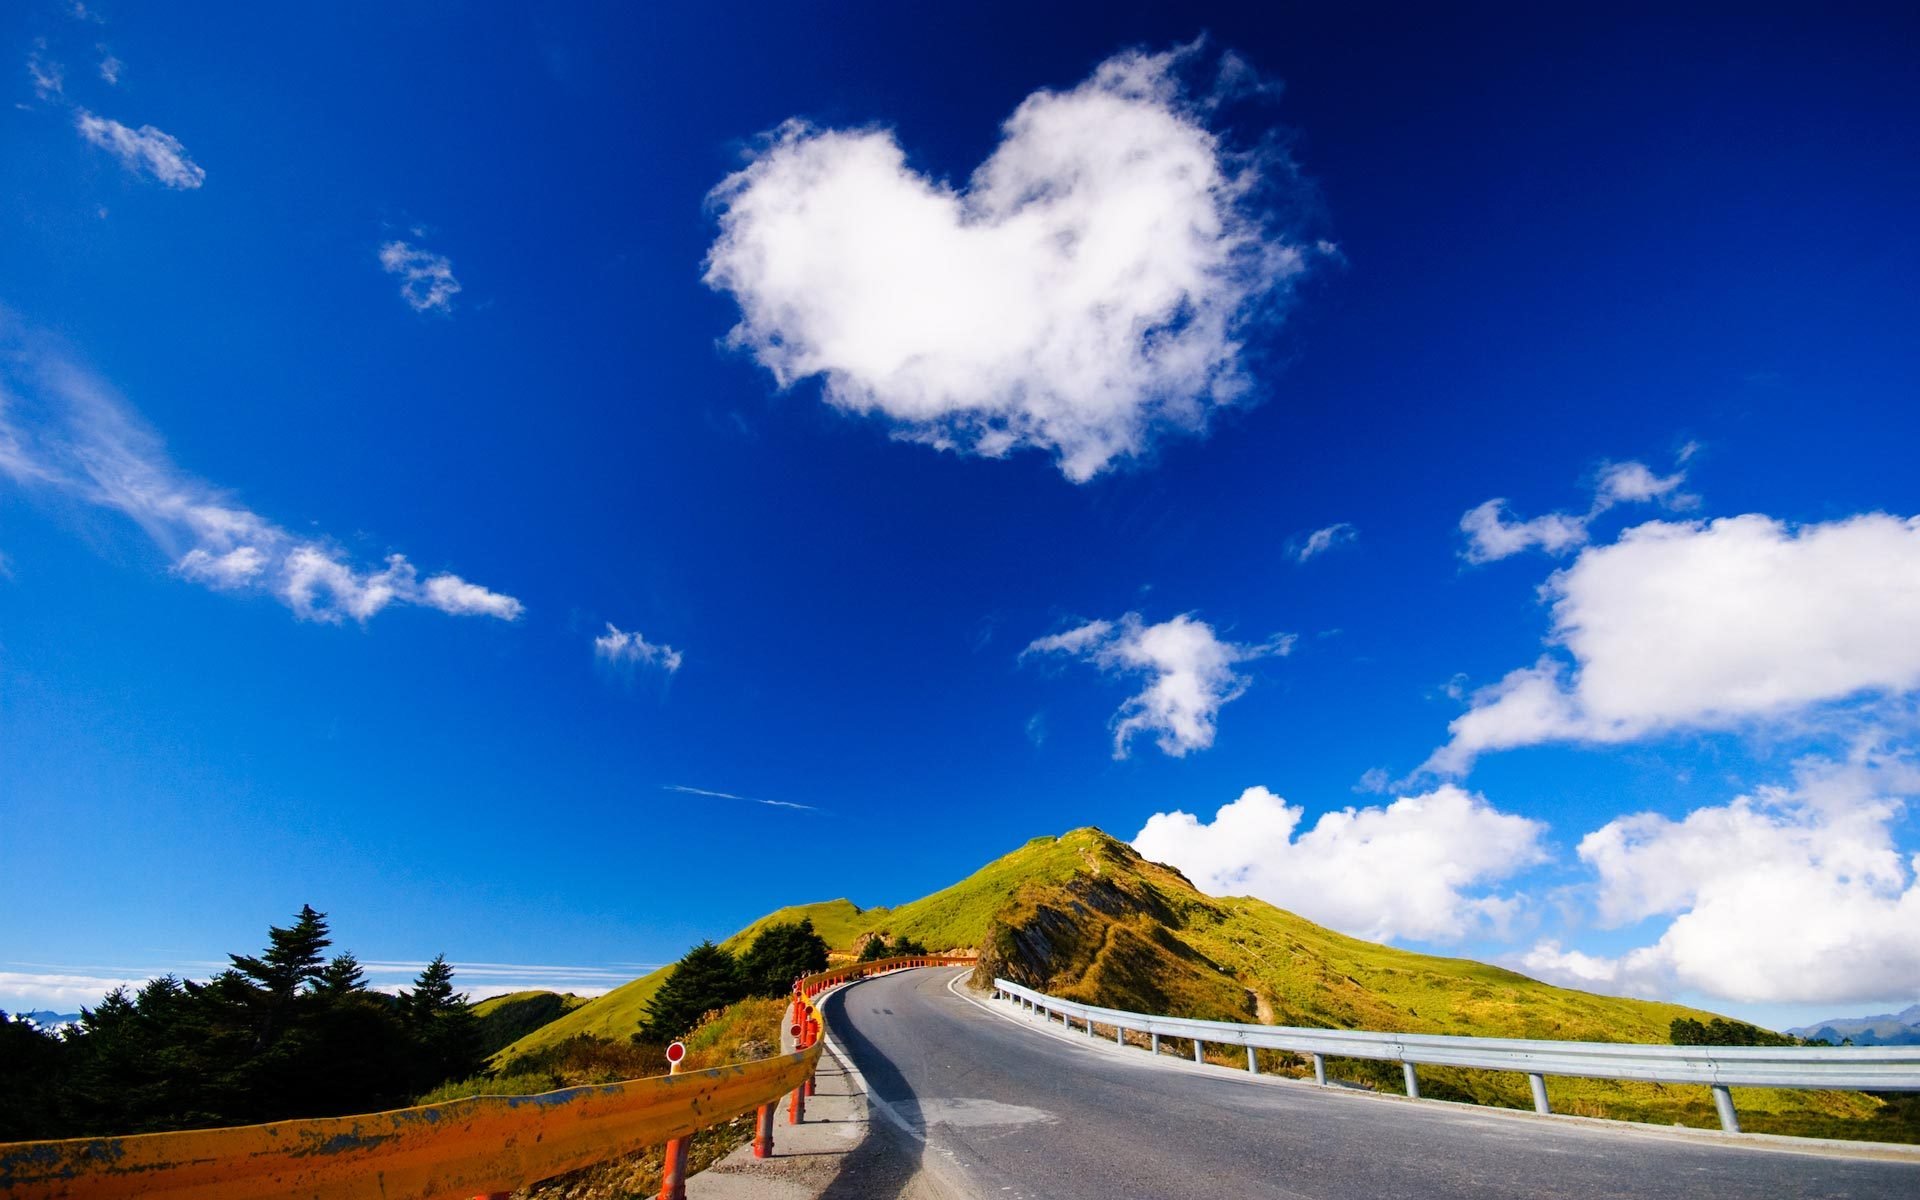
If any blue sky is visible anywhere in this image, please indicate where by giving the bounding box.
[3,2,1917,1031]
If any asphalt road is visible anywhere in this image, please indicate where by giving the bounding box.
[822,967,1920,1200]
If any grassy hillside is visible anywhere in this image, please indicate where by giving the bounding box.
[491,827,1905,1141]
[494,835,1095,1063]
[974,830,1893,1139]
[470,990,591,1057]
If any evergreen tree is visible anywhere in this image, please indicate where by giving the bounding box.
[642,942,747,1041]
[739,918,829,996]
[404,954,483,1090]
[0,1011,66,1141]
[314,953,367,996]
[229,905,332,996]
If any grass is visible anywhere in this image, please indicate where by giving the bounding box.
[492,825,1908,1143]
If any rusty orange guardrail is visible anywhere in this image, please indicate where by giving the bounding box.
[0,955,975,1200]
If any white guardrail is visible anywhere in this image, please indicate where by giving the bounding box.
[991,978,1920,1134]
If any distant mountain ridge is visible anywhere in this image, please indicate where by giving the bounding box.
[1789,1003,1920,1046]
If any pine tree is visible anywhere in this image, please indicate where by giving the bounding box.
[739,918,829,996]
[314,953,367,996]
[642,942,748,1041]
[404,954,482,1090]
[229,905,332,997]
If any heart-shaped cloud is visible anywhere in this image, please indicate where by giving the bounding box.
[704,45,1320,481]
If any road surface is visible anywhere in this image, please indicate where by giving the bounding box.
[822,967,1918,1200]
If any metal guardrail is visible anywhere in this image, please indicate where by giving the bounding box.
[991,977,1920,1134]
[0,955,972,1200]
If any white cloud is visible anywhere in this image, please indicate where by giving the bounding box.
[1429,512,1920,773]
[663,784,815,812]
[28,45,64,100]
[1024,612,1290,757]
[1293,522,1357,563]
[1134,784,1548,943]
[1517,749,1920,1005]
[1460,459,1692,564]
[594,622,682,673]
[379,240,461,313]
[703,44,1320,482]
[0,323,522,625]
[74,110,205,189]
[97,52,122,86]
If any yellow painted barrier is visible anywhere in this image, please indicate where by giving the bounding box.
[0,954,976,1199]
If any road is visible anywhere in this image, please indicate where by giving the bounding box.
[821,968,1919,1200]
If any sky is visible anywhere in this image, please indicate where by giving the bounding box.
[2,2,1917,1031]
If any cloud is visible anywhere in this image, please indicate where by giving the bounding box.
[594,622,682,673]
[28,44,64,100]
[1428,511,1920,773]
[0,959,631,1013]
[1023,612,1290,757]
[97,52,121,85]
[74,110,205,189]
[1293,522,1356,563]
[663,784,816,812]
[0,323,522,624]
[703,44,1320,482]
[1517,748,1920,1004]
[378,240,461,313]
[1460,459,1692,564]
[1134,784,1548,943]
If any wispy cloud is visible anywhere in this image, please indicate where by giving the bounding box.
[0,959,635,1011]
[97,51,121,85]
[27,43,64,100]
[594,623,682,673]
[74,110,205,189]
[1460,458,1694,565]
[0,320,522,624]
[664,784,818,812]
[378,240,461,313]
[1292,521,1357,563]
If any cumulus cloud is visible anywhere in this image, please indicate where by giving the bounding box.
[594,622,682,674]
[704,44,1320,482]
[74,110,205,189]
[1024,612,1290,757]
[378,240,461,313]
[1460,459,1691,564]
[1518,748,1920,1004]
[1428,512,1920,773]
[1293,522,1356,563]
[1134,784,1548,943]
[0,324,522,625]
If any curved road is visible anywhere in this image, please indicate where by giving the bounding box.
[822,968,1918,1200]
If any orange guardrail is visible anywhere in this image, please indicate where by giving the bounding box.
[0,955,975,1200]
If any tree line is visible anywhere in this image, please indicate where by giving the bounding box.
[0,905,483,1141]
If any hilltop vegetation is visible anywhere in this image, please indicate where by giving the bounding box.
[503,827,1911,1143]
[471,990,591,1057]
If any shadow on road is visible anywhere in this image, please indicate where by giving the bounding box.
[813,978,932,1200]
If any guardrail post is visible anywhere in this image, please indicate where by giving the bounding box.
[1247,1046,1258,1073]
[1086,1016,1095,1038]
[1312,1053,1327,1085]
[1150,1032,1160,1054]
[1528,1073,1550,1114]
[1403,1063,1419,1099]
[659,1137,688,1200]
[753,1102,776,1158]
[788,1079,806,1124]
[1116,1024,1126,1046]
[1711,1085,1740,1133]
[1193,1038,1204,1064]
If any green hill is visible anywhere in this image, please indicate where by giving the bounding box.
[493,828,1905,1141]
[471,991,591,1057]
